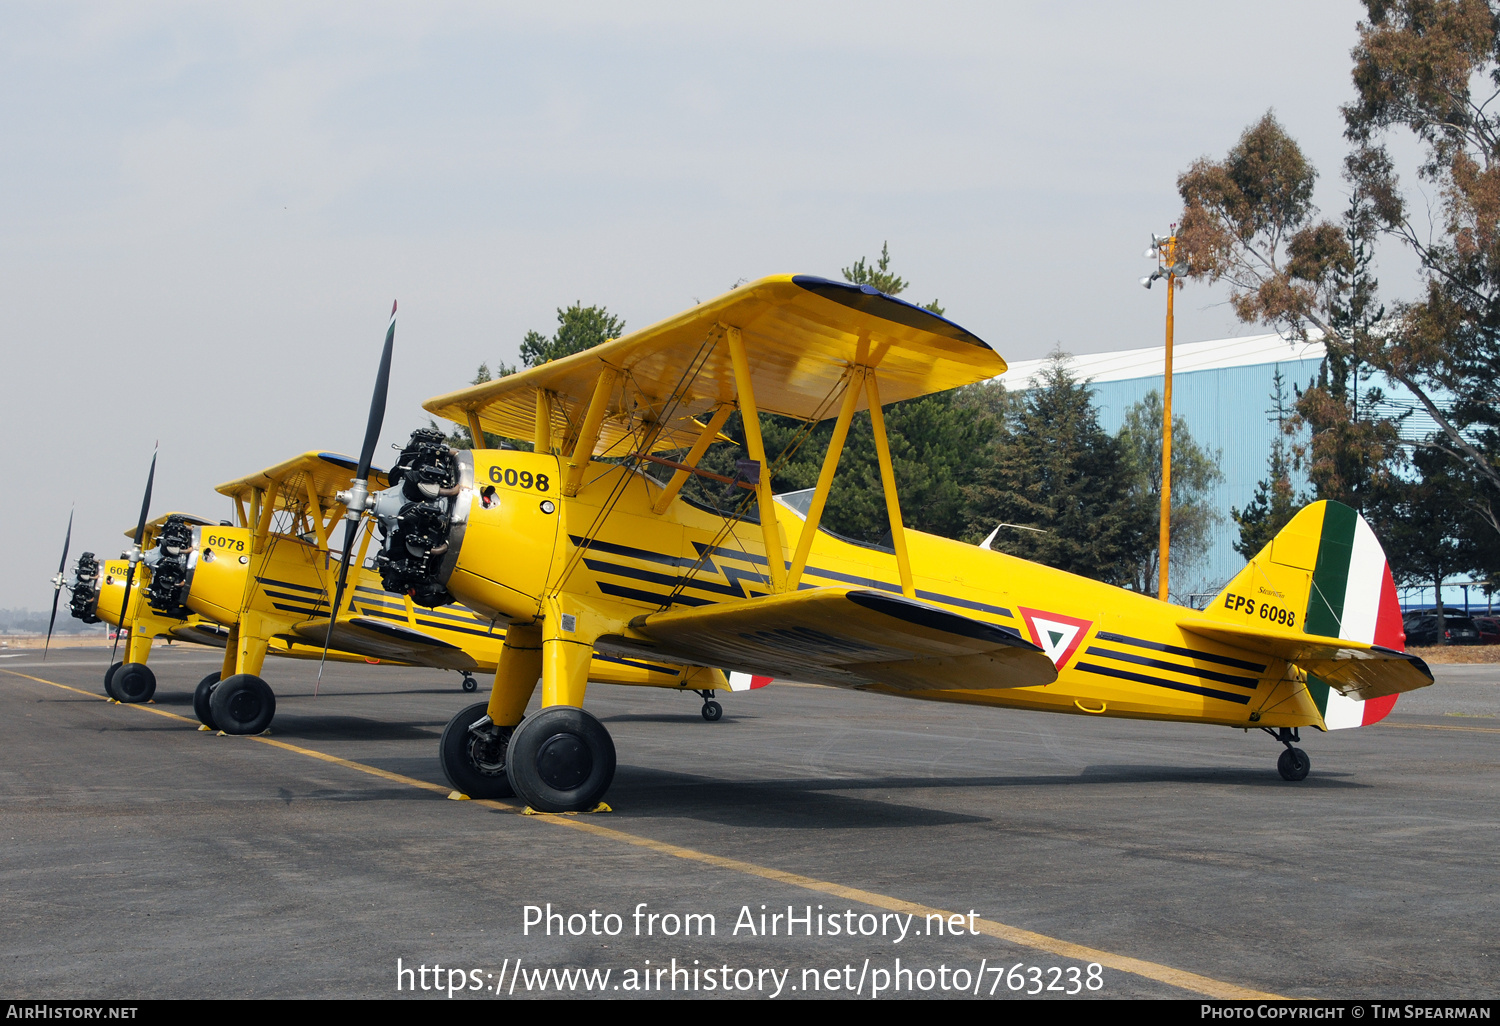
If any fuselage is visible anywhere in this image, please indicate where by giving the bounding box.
[435,450,1318,729]
[178,519,692,685]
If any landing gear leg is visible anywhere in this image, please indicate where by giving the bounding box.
[504,615,615,812]
[697,689,723,722]
[1263,726,1310,782]
[440,625,540,799]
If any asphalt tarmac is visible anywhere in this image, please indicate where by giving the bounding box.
[1,645,1495,1000]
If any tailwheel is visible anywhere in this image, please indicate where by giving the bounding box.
[113,663,157,703]
[1277,746,1311,782]
[440,701,515,799]
[506,706,616,813]
[209,674,276,735]
[194,672,222,729]
[104,661,123,699]
[460,672,478,693]
[1264,726,1311,782]
[698,690,723,722]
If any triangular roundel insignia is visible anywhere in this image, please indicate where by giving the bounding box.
[1017,607,1094,668]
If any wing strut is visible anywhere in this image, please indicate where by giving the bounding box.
[562,366,619,496]
[788,367,864,590]
[726,325,787,594]
[650,405,735,514]
[866,370,915,598]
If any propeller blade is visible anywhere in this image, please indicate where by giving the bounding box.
[113,447,157,664]
[44,508,73,661]
[317,302,397,692]
[357,300,397,481]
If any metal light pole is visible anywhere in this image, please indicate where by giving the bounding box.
[1141,228,1188,602]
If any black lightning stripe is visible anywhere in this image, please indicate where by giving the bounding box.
[1075,661,1252,705]
[1084,646,1261,690]
[1094,631,1267,672]
[596,582,714,607]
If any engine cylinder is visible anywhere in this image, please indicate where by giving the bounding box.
[372,428,468,607]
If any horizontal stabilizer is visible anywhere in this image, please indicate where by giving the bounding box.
[1179,619,1432,702]
[607,587,1057,692]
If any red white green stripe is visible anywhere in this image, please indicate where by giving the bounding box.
[1303,505,1402,729]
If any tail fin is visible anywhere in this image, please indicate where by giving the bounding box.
[1182,501,1427,729]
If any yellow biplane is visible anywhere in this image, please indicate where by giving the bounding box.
[351,274,1430,813]
[62,512,400,703]
[59,514,233,701]
[140,449,727,737]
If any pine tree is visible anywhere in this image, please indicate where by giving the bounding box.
[1232,369,1302,559]
[965,357,1151,585]
[1117,391,1223,595]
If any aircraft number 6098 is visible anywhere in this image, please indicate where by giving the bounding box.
[1223,591,1296,626]
[205,534,245,552]
[489,466,550,492]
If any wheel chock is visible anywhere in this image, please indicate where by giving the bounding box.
[197,724,211,732]
[522,802,612,817]
[216,730,227,737]
[447,791,470,801]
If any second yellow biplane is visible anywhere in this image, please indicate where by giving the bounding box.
[350,274,1430,812]
[137,451,728,741]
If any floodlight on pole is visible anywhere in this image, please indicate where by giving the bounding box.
[1140,225,1188,602]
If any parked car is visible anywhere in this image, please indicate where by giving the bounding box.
[1471,615,1500,644]
[1402,612,1482,646]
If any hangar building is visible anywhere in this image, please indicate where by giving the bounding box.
[996,332,1451,608]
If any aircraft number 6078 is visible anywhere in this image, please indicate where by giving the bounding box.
[205,534,245,552]
[489,466,550,492]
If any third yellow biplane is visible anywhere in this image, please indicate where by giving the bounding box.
[335,275,1429,812]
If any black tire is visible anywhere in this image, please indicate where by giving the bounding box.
[104,661,123,699]
[461,675,478,693]
[439,701,516,799]
[701,700,723,722]
[1277,746,1311,782]
[209,674,275,735]
[506,706,616,813]
[194,672,221,729]
[113,663,157,703]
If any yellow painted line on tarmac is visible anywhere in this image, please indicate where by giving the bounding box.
[3,667,1281,1000]
[1381,721,1500,734]
[520,810,1282,999]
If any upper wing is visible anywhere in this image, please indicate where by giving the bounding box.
[215,451,390,509]
[600,587,1056,692]
[423,274,1006,457]
[1179,619,1433,702]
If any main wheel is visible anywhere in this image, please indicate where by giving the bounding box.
[113,662,157,703]
[701,700,723,722]
[1277,746,1311,782]
[506,706,616,813]
[104,661,123,699]
[194,672,222,729]
[209,674,275,735]
[439,701,515,799]
[461,674,478,693]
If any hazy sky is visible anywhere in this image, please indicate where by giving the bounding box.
[3,1,1419,608]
